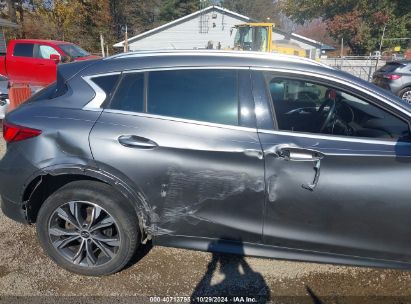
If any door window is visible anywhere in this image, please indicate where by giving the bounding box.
[13,43,34,57]
[265,74,410,140]
[37,45,60,59]
[109,73,144,112]
[148,69,239,125]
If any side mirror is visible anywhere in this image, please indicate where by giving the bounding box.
[49,54,61,63]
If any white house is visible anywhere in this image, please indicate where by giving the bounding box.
[113,6,325,59]
[114,6,251,51]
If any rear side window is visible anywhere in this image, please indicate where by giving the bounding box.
[92,74,119,104]
[13,43,34,57]
[148,69,239,125]
[109,73,144,112]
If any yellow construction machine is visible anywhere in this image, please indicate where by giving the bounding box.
[232,23,307,58]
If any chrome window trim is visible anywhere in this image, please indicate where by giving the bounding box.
[258,129,411,146]
[122,66,250,73]
[82,72,121,111]
[252,67,411,117]
[103,109,257,133]
[83,66,248,110]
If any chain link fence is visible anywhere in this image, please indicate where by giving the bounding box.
[320,57,387,81]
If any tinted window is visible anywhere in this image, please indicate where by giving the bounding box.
[92,75,119,96]
[110,73,144,112]
[13,43,34,57]
[148,69,239,125]
[265,74,409,140]
[59,44,89,58]
[378,62,404,73]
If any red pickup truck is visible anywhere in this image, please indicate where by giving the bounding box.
[0,39,99,86]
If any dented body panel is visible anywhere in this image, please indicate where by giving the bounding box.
[89,111,265,241]
[259,131,411,262]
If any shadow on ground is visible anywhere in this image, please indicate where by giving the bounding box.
[191,240,270,303]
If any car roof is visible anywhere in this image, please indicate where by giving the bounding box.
[82,50,336,78]
[386,60,411,64]
[13,39,73,45]
[106,50,330,68]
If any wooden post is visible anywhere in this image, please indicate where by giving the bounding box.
[124,25,128,53]
[100,33,105,57]
[340,38,344,69]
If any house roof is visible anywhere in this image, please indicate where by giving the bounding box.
[272,29,323,48]
[113,6,251,48]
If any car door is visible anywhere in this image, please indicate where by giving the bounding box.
[89,68,265,243]
[33,44,60,84]
[252,70,411,262]
[7,42,37,83]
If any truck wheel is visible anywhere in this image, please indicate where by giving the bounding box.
[36,180,139,276]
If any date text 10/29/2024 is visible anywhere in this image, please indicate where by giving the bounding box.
[149,296,261,303]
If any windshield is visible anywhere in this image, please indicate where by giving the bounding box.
[234,26,252,49]
[58,44,90,58]
[234,26,268,52]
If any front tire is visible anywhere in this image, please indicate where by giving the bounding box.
[36,180,139,276]
[399,87,411,103]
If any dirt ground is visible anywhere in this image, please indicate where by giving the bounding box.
[1,138,411,304]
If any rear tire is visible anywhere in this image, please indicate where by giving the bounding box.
[36,180,139,276]
[399,87,411,103]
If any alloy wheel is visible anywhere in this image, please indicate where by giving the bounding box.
[48,201,121,267]
[401,90,411,103]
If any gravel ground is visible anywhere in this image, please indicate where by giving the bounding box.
[1,137,411,304]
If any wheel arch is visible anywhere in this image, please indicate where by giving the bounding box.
[398,86,411,96]
[22,165,155,243]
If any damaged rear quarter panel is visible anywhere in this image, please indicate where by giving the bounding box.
[1,100,102,204]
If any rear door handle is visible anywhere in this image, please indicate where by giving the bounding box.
[118,135,158,149]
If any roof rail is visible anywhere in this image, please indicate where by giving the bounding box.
[105,50,328,68]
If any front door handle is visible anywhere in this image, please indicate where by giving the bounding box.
[118,135,158,149]
[267,144,324,161]
[266,144,324,191]
[301,159,321,191]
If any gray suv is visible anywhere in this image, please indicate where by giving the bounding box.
[373,60,411,102]
[2,51,411,276]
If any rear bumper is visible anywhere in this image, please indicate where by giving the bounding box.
[0,195,28,223]
[0,143,39,222]
[372,78,404,96]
